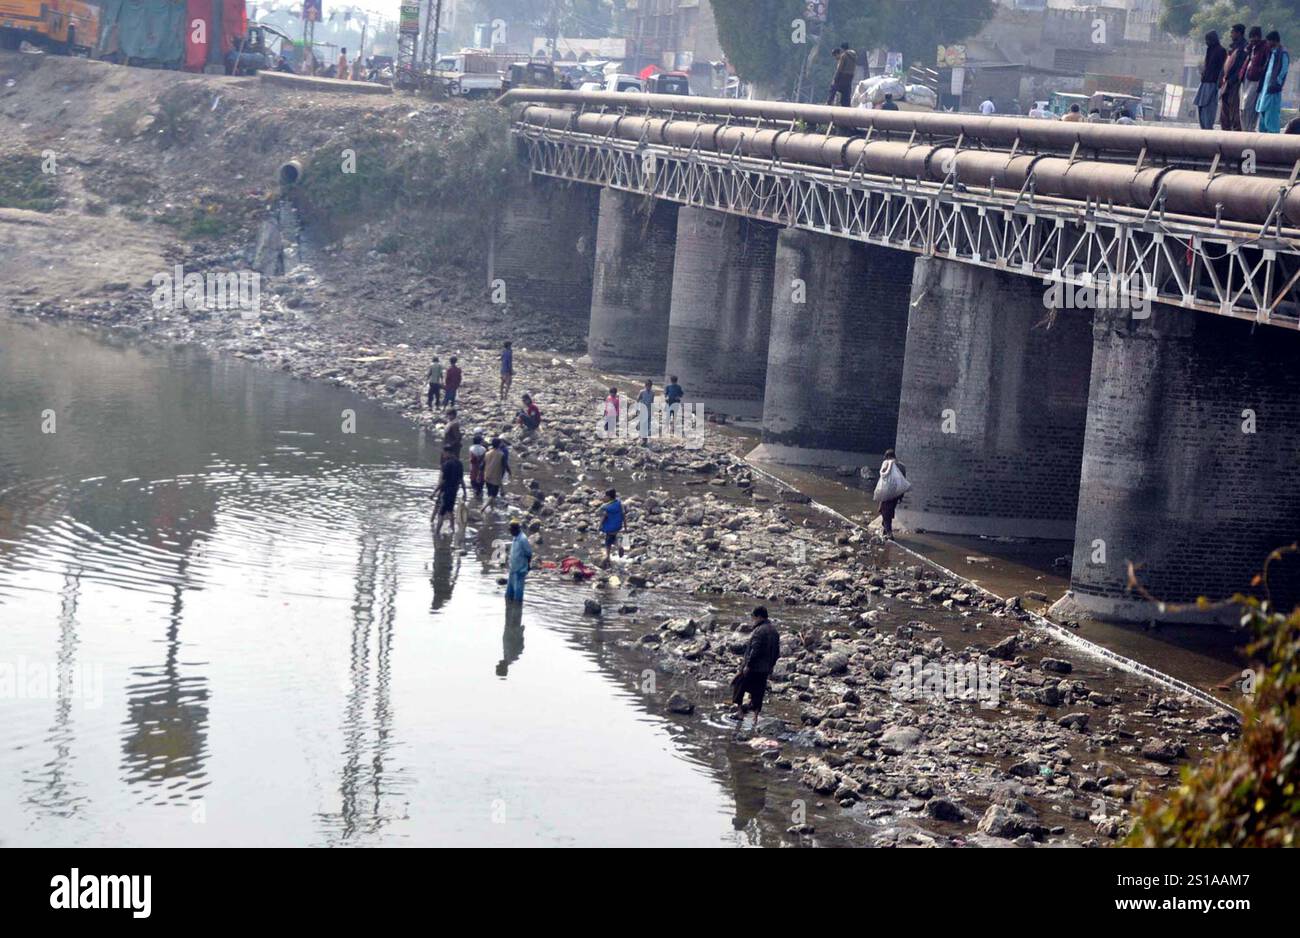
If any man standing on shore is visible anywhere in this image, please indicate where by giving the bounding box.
[599,488,624,565]
[500,341,514,400]
[425,355,444,409]
[732,607,781,732]
[664,375,684,433]
[444,356,463,408]
[636,379,655,446]
[505,520,533,604]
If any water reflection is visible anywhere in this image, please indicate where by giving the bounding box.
[24,567,87,817]
[0,317,772,847]
[121,573,210,802]
[497,601,525,678]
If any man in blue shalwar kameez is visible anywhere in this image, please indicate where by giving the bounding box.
[1257,31,1290,133]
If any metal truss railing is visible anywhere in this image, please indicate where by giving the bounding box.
[515,123,1300,331]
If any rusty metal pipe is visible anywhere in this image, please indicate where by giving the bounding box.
[516,104,1300,225]
[503,89,1300,167]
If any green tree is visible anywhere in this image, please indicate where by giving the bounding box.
[1162,0,1300,41]
[711,0,994,99]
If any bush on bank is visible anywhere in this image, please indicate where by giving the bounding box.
[1126,557,1300,847]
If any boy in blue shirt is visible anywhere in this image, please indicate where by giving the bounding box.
[599,488,625,565]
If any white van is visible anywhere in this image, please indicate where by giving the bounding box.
[605,73,644,93]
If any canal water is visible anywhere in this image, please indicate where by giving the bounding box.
[0,316,772,847]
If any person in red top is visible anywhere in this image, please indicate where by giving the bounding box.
[515,394,541,431]
[443,355,463,408]
[1243,25,1270,131]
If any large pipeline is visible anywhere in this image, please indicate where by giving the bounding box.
[515,102,1300,227]
[499,89,1300,170]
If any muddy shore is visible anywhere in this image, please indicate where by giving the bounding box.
[5,222,1245,847]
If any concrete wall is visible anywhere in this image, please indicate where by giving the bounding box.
[1062,304,1300,622]
[664,208,776,416]
[587,188,679,374]
[895,258,1094,538]
[494,176,597,324]
[752,228,913,467]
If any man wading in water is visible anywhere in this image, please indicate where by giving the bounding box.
[732,607,781,732]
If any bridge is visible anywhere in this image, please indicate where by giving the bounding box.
[494,91,1300,623]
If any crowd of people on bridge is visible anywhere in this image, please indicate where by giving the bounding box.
[1195,25,1292,132]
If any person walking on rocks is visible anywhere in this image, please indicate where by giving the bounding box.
[484,437,508,504]
[636,380,655,445]
[443,409,463,459]
[500,341,514,400]
[444,356,463,408]
[603,385,621,437]
[599,488,625,565]
[505,520,533,604]
[468,432,487,502]
[432,449,467,536]
[732,607,780,732]
[873,448,910,540]
[425,355,444,409]
[664,375,684,433]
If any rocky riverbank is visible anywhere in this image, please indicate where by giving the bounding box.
[7,222,1245,847]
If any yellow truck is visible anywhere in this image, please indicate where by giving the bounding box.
[0,0,99,55]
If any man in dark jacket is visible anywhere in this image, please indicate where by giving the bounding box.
[826,44,857,107]
[1219,24,1248,130]
[1242,26,1269,131]
[1195,31,1227,129]
[733,607,781,731]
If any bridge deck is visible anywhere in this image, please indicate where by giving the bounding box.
[513,115,1300,331]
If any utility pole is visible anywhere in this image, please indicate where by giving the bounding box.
[546,0,559,64]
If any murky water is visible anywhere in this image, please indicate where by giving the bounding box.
[0,316,780,847]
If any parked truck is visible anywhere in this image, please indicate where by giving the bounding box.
[0,0,99,55]
[434,50,514,97]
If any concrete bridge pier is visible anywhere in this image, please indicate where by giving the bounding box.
[587,188,679,374]
[664,208,777,417]
[493,176,597,323]
[1057,304,1300,623]
[894,257,1094,538]
[751,228,914,467]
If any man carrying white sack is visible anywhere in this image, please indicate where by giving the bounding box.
[873,448,911,540]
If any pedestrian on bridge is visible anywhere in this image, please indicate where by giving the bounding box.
[1195,31,1228,130]
[1219,24,1248,130]
[1242,27,1269,131]
[826,45,857,108]
[1256,31,1290,133]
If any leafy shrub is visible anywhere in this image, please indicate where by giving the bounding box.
[1127,549,1300,847]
